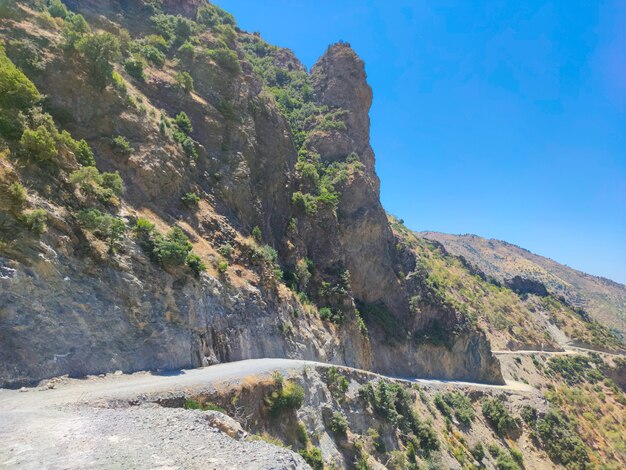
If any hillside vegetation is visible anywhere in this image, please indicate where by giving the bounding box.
[0,2,624,469]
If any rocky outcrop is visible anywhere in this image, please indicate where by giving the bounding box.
[0,2,503,387]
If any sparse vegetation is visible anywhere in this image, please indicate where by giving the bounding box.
[77,209,126,253]
[77,33,121,89]
[111,135,133,156]
[329,411,348,436]
[265,374,305,416]
[181,192,200,207]
[299,447,323,470]
[433,391,474,426]
[175,71,194,94]
[481,397,519,435]
[20,208,47,234]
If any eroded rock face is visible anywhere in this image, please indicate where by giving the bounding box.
[0,4,502,387]
[309,44,409,317]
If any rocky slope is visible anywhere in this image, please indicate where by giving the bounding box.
[0,0,504,387]
[420,232,626,341]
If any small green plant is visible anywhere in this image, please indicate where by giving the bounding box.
[471,443,485,462]
[61,12,91,50]
[7,182,27,208]
[296,421,309,445]
[123,57,146,82]
[112,135,132,156]
[152,227,192,266]
[181,192,200,206]
[481,397,519,435]
[265,379,304,416]
[69,167,123,203]
[509,447,523,466]
[329,411,348,436]
[186,253,206,276]
[298,447,323,470]
[20,208,47,234]
[291,191,317,216]
[77,209,127,253]
[76,32,122,89]
[174,111,193,134]
[20,126,58,161]
[251,225,262,242]
[181,137,197,160]
[175,71,194,93]
[48,0,68,19]
[433,391,474,426]
[217,260,228,274]
[218,243,233,259]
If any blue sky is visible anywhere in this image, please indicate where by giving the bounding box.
[216,0,626,284]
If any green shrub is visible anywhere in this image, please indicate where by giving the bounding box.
[133,217,155,234]
[20,208,47,234]
[48,0,68,18]
[100,171,123,195]
[75,139,96,166]
[547,355,604,385]
[175,71,194,93]
[207,48,241,74]
[329,411,348,436]
[251,225,262,242]
[174,111,192,134]
[181,137,197,160]
[196,4,235,27]
[520,405,537,424]
[291,191,317,216]
[509,447,523,466]
[61,12,91,50]
[531,409,590,469]
[19,126,58,161]
[217,260,228,274]
[495,454,521,470]
[5,39,44,75]
[77,208,127,253]
[255,244,277,263]
[471,443,484,462]
[298,447,323,470]
[77,33,121,89]
[218,243,233,259]
[266,379,304,416]
[481,397,519,435]
[123,57,146,82]
[487,443,502,457]
[0,44,41,139]
[141,44,166,67]
[112,135,132,156]
[7,182,27,208]
[186,253,206,276]
[177,41,195,63]
[359,381,439,455]
[70,167,123,202]
[181,192,200,206]
[433,392,474,426]
[152,227,192,266]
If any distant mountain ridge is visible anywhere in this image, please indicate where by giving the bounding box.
[419,232,626,338]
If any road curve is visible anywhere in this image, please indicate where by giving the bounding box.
[0,358,533,411]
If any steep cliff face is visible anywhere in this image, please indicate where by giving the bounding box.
[0,0,503,387]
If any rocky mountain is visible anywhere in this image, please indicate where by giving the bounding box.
[0,1,624,469]
[420,232,626,341]
[0,0,505,388]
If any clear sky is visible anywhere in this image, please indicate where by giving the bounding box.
[215,0,626,284]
